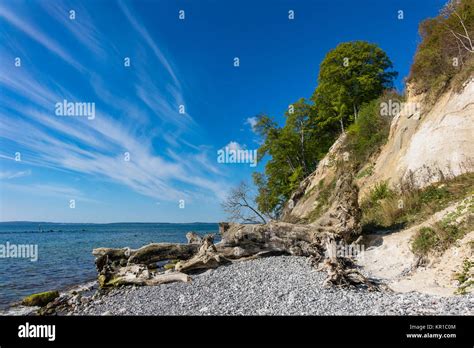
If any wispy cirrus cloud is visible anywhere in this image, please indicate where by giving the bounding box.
[0,170,31,180]
[117,0,180,87]
[1,182,99,203]
[42,1,109,59]
[0,3,85,72]
[0,0,229,207]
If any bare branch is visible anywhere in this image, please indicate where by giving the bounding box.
[453,10,474,50]
[442,1,474,53]
[222,182,267,224]
[450,29,474,53]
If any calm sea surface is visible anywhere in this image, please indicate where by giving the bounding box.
[0,222,218,308]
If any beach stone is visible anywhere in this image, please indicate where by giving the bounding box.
[71,256,473,316]
[21,291,59,307]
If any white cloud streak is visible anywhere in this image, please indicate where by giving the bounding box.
[117,0,180,87]
[0,1,229,206]
[0,3,85,72]
[42,1,108,58]
[0,170,31,180]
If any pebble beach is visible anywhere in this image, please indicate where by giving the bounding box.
[61,256,474,316]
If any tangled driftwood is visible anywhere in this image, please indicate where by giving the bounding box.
[92,224,379,290]
[92,174,382,290]
[175,235,231,272]
[315,238,380,290]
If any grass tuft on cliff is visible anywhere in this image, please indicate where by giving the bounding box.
[361,172,474,232]
[454,258,473,294]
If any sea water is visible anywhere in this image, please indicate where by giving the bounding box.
[0,222,218,308]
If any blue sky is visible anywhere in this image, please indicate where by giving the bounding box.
[0,0,446,223]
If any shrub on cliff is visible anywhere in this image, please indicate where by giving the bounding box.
[361,173,474,231]
[407,0,474,100]
[345,90,401,165]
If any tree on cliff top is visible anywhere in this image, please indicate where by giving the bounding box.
[312,41,397,135]
[250,41,397,219]
[251,99,334,219]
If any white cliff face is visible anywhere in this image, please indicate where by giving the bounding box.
[283,77,474,221]
[402,79,474,185]
[280,78,474,296]
[361,78,474,194]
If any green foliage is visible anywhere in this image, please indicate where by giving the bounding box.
[412,220,466,257]
[420,185,450,204]
[252,99,335,217]
[455,258,472,284]
[436,221,464,247]
[361,173,474,231]
[305,177,337,223]
[251,41,397,218]
[408,0,474,100]
[252,172,281,219]
[359,181,397,228]
[312,41,397,134]
[455,258,473,294]
[412,227,439,255]
[356,165,374,179]
[345,91,402,167]
[369,181,394,202]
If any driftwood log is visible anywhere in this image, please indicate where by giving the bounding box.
[103,264,190,286]
[315,237,379,290]
[186,231,203,244]
[93,243,198,266]
[92,243,197,287]
[175,235,231,272]
[92,173,381,290]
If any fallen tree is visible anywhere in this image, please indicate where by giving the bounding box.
[91,174,382,290]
